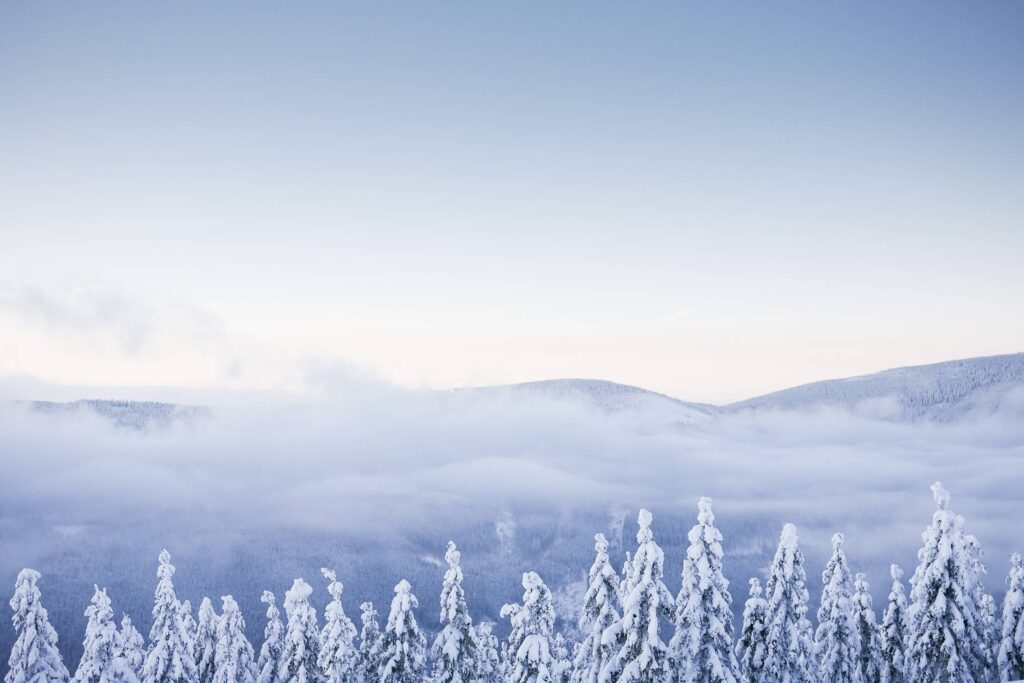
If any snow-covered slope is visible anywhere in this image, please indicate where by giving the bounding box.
[26,399,209,431]
[725,353,1024,422]
[463,378,718,428]
[12,353,1024,429]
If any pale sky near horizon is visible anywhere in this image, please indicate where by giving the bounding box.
[1,2,1023,403]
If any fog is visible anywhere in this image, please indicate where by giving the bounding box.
[1,382,1022,669]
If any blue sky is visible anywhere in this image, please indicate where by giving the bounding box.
[1,2,1022,401]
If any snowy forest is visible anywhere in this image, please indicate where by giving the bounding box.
[7,482,1024,683]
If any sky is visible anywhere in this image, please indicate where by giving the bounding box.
[1,1,1023,403]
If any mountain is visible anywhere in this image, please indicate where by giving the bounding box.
[463,378,718,427]
[10,353,1024,429]
[725,352,1024,422]
[26,399,209,431]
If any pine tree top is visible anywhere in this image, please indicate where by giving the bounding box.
[637,508,653,538]
[157,550,174,581]
[696,496,715,525]
[284,579,312,610]
[321,568,343,603]
[890,564,902,581]
[260,591,279,620]
[931,480,950,510]
[445,541,461,569]
[780,523,798,550]
[221,595,241,616]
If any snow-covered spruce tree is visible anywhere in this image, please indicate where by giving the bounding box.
[181,602,198,664]
[965,532,998,681]
[502,571,556,683]
[432,542,478,683]
[74,585,137,683]
[318,569,357,683]
[761,524,815,683]
[473,622,502,683]
[195,598,220,683]
[998,553,1024,682]
[815,533,862,683]
[278,579,322,683]
[377,580,426,683]
[355,603,381,683]
[552,633,573,683]
[905,482,985,682]
[878,566,908,683]
[6,568,69,683]
[142,551,198,683]
[618,552,636,607]
[668,497,740,683]
[601,509,675,683]
[571,533,621,683]
[499,605,522,681]
[979,593,1000,683]
[255,593,284,683]
[734,579,768,683]
[119,616,146,680]
[853,573,882,683]
[212,596,256,683]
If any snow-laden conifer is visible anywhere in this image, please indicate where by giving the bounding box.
[278,579,322,683]
[6,568,69,683]
[965,533,998,681]
[195,598,220,683]
[318,569,356,683]
[998,553,1024,682]
[668,497,739,683]
[355,603,381,683]
[552,633,572,683]
[74,586,137,683]
[979,593,1000,683]
[432,542,478,683]
[618,553,635,606]
[142,551,198,683]
[502,572,556,683]
[815,533,862,683]
[853,573,882,683]
[212,596,256,683]
[499,606,521,682]
[734,579,767,683]
[181,603,197,664]
[377,580,425,683]
[571,533,620,683]
[761,524,815,683]
[473,622,502,683]
[906,482,985,682]
[601,509,674,683]
[878,566,908,683]
[118,616,146,680]
[255,593,284,683]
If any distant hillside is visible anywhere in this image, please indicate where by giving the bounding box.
[726,353,1024,422]
[460,378,718,429]
[27,399,209,431]
[10,353,1024,428]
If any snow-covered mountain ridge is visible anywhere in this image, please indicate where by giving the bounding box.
[723,352,1024,422]
[474,352,1024,425]
[23,399,209,431]
[10,352,1024,428]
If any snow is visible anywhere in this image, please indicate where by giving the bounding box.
[727,352,1024,422]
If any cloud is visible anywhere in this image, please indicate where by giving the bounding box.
[1,382,1022,665]
[1,386,1021,562]
[0,283,156,353]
